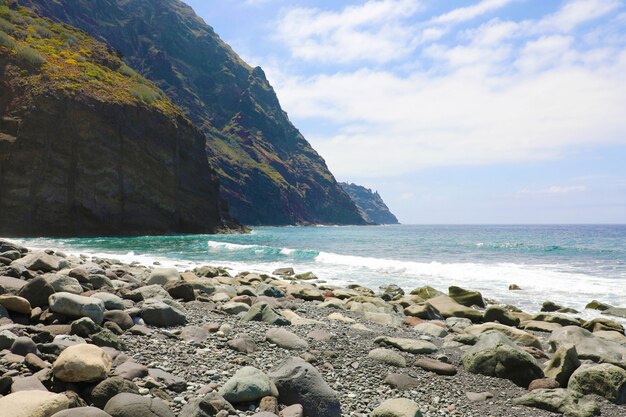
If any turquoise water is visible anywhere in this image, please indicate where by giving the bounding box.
[14,225,626,318]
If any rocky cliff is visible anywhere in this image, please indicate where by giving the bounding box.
[19,0,367,226]
[0,3,237,236]
[340,183,399,225]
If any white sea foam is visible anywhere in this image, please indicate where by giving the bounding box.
[207,241,258,250]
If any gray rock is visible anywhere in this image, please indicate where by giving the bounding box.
[127,285,172,301]
[371,398,422,417]
[256,284,284,298]
[147,268,181,286]
[0,329,18,349]
[368,348,406,367]
[513,389,600,417]
[13,252,61,272]
[180,326,210,343]
[11,376,47,392]
[104,310,134,331]
[602,307,626,319]
[242,302,290,326]
[17,277,55,308]
[114,361,149,380]
[0,276,27,292]
[51,407,112,417]
[414,358,457,376]
[70,317,102,338]
[221,302,250,315]
[104,393,174,417]
[269,357,341,417]
[141,298,186,327]
[384,373,420,390]
[228,336,257,354]
[544,344,581,387]
[483,305,520,327]
[90,377,139,409]
[49,292,105,324]
[179,392,235,417]
[374,336,438,354]
[266,328,308,350]
[92,293,125,310]
[448,286,485,307]
[46,275,83,294]
[569,363,626,404]
[549,326,626,367]
[461,330,543,387]
[11,336,39,356]
[218,366,277,404]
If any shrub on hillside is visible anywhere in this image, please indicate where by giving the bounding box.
[130,84,161,104]
[16,45,46,68]
[0,30,14,49]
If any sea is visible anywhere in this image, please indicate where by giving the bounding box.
[13,224,626,322]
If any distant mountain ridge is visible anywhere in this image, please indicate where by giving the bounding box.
[18,0,367,226]
[340,183,399,225]
[0,3,238,236]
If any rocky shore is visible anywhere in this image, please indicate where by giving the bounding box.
[0,239,625,417]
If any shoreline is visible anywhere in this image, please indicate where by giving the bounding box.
[0,239,624,417]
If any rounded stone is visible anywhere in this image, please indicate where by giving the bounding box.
[52,343,112,382]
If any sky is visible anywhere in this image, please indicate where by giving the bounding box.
[184,0,626,224]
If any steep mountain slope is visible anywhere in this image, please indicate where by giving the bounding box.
[340,183,400,225]
[20,0,367,226]
[0,3,237,236]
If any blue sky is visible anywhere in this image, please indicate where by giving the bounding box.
[185,0,626,224]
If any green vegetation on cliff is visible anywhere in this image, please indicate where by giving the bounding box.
[0,2,236,236]
[0,3,178,116]
[18,0,367,226]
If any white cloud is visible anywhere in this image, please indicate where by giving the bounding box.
[262,0,626,178]
[516,185,589,197]
[430,0,516,25]
[275,0,423,64]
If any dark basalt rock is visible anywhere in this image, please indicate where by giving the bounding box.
[18,0,367,227]
[340,182,399,224]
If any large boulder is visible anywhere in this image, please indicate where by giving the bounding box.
[141,298,186,327]
[147,268,181,286]
[461,331,543,387]
[409,286,443,300]
[549,326,626,367]
[218,366,277,404]
[513,389,599,417]
[371,398,422,417]
[448,286,485,307]
[483,305,520,327]
[543,345,581,387]
[13,252,61,272]
[269,357,341,417]
[52,343,112,382]
[46,275,83,295]
[568,363,626,404]
[104,393,174,417]
[49,292,105,324]
[17,277,55,308]
[464,323,542,349]
[426,296,482,322]
[0,391,70,417]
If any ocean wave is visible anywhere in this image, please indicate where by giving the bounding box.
[207,241,259,250]
[206,240,317,259]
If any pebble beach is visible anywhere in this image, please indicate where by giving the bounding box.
[0,238,625,417]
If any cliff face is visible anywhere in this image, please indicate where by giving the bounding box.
[0,4,236,236]
[340,183,400,225]
[18,0,367,226]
